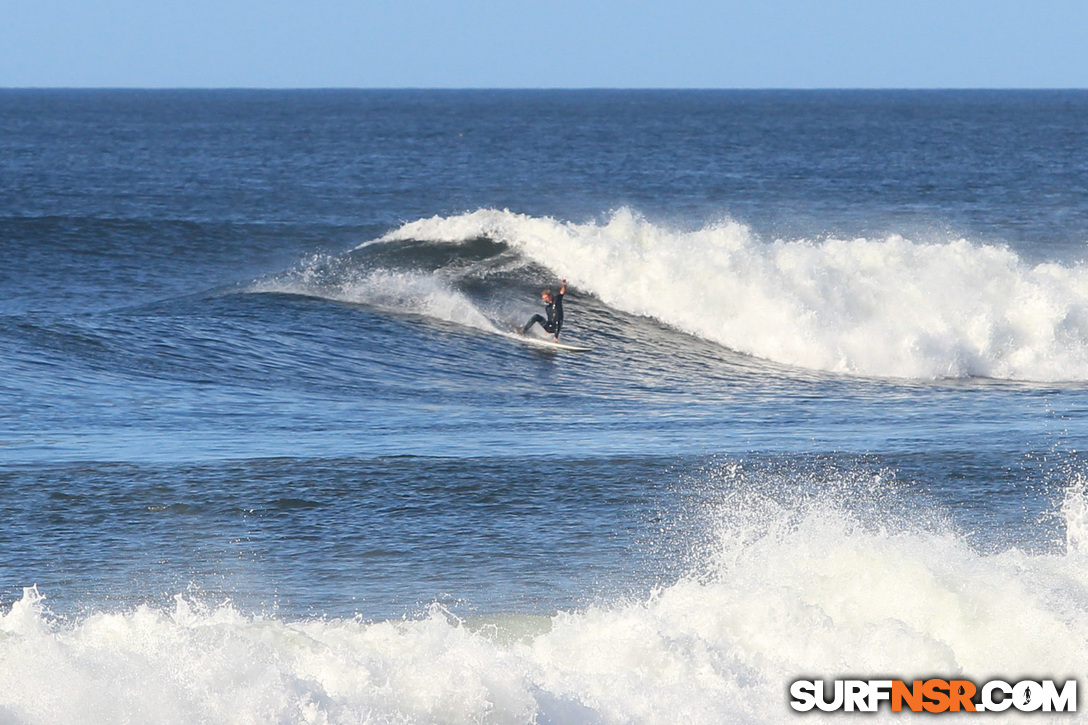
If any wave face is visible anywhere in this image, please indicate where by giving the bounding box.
[377,208,1088,381]
[253,260,502,334]
[4,471,1088,724]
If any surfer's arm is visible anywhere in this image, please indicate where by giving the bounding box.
[554,281,566,307]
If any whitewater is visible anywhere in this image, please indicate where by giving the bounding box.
[367,208,1088,382]
[4,473,1088,724]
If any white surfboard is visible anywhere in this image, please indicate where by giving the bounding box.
[502,332,592,352]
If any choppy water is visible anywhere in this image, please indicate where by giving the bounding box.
[2,89,1088,723]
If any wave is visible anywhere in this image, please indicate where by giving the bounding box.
[373,208,1088,382]
[4,470,1088,723]
[251,257,502,334]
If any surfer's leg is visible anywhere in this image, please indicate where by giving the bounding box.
[523,314,546,335]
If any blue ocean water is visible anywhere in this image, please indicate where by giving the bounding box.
[2,89,1088,722]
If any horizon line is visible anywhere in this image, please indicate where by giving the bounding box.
[3,86,1086,92]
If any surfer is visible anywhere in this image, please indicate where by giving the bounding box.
[523,279,566,341]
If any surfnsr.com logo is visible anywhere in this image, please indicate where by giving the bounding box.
[790,679,1077,713]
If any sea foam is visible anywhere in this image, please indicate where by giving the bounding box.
[4,473,1088,724]
[381,209,1088,381]
[251,255,500,334]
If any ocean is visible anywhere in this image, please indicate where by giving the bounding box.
[2,89,1088,722]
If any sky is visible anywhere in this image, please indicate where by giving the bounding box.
[1,0,1086,88]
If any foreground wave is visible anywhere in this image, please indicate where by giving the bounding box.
[299,208,1088,382]
[5,474,1088,724]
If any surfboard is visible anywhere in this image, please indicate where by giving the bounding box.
[502,332,592,352]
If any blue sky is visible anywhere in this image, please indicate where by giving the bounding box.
[2,0,1086,88]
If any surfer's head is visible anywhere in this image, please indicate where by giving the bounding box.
[541,289,553,303]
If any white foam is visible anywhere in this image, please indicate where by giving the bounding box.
[382,209,1088,380]
[5,478,1088,723]
[253,258,499,334]
[1063,474,1088,555]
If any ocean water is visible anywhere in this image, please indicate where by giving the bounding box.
[2,89,1088,723]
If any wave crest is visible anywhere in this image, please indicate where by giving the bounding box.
[382,209,1088,381]
[5,469,1088,723]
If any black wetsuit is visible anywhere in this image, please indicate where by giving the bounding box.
[523,291,564,337]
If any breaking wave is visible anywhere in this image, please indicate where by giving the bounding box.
[373,208,1088,381]
[4,469,1088,723]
